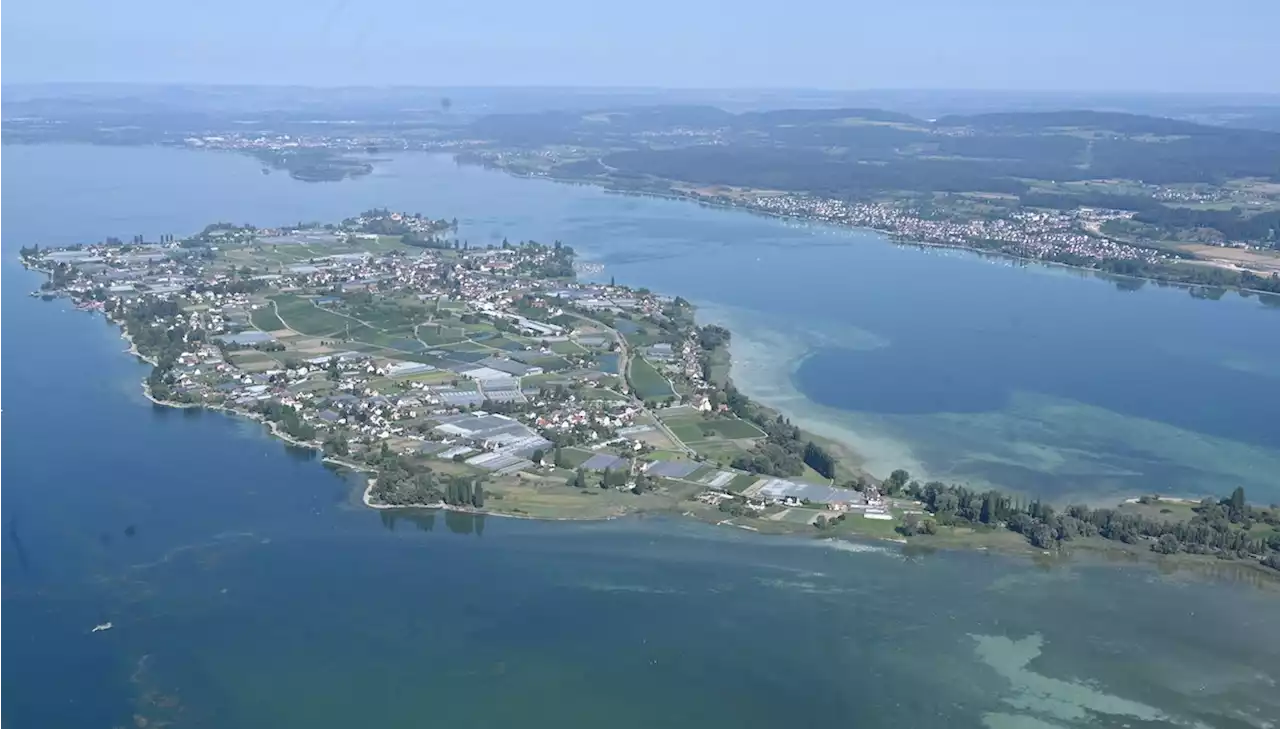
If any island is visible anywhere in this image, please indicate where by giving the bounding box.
[20,209,1280,574]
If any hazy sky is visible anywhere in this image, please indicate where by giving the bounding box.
[3,0,1278,91]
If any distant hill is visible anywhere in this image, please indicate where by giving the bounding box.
[933,110,1215,135]
[469,105,1280,190]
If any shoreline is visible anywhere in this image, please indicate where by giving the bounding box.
[467,159,1280,301]
[19,238,1279,583]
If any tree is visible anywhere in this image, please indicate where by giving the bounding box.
[802,441,836,480]
[572,468,588,489]
[1227,487,1247,519]
[471,481,485,508]
[601,467,613,489]
[1154,534,1181,554]
[554,446,566,468]
[885,469,910,495]
[531,448,545,466]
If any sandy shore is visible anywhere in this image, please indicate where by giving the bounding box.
[696,303,927,481]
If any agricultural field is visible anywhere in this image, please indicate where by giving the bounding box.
[250,305,286,332]
[404,370,456,385]
[695,419,765,439]
[647,449,691,462]
[270,294,353,337]
[578,387,631,402]
[554,447,597,468]
[227,350,283,372]
[628,357,675,400]
[623,330,665,347]
[657,408,765,466]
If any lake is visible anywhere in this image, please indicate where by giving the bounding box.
[2,144,1279,728]
[7,144,1280,502]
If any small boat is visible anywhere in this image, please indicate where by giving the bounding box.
[91,622,113,633]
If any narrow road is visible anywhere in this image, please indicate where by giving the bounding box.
[570,312,695,457]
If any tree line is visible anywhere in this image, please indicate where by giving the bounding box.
[888,474,1280,569]
[366,447,485,508]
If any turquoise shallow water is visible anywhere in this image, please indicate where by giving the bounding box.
[3,145,1279,727]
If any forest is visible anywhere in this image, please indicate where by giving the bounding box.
[469,105,1280,192]
[885,473,1280,569]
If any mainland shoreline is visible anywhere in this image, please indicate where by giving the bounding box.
[466,159,1280,301]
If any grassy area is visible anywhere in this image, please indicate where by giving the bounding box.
[829,512,904,540]
[522,354,572,370]
[556,447,596,468]
[1115,500,1198,523]
[271,294,352,337]
[668,422,704,443]
[522,372,574,388]
[687,465,718,481]
[693,418,765,439]
[549,340,585,355]
[623,330,664,347]
[405,370,455,385]
[687,439,752,464]
[648,450,690,462]
[578,387,631,402]
[250,305,286,332]
[628,356,675,400]
[227,350,279,370]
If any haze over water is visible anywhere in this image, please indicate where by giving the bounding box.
[3,144,1279,727]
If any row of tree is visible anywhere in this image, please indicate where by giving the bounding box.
[893,475,1280,568]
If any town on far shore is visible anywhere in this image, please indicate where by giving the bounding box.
[21,209,1280,572]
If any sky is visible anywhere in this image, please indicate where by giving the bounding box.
[3,0,1278,92]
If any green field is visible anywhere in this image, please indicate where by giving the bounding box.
[688,440,750,463]
[250,305,286,332]
[271,294,353,336]
[579,387,631,402]
[549,340,585,355]
[624,332,666,348]
[227,350,281,369]
[658,410,762,442]
[628,357,675,400]
[668,422,704,443]
[405,370,455,385]
[648,450,690,462]
[695,419,765,439]
[556,447,596,468]
[523,355,571,371]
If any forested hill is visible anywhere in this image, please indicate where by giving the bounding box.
[468,106,1280,189]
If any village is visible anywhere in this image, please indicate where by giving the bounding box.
[23,210,915,534]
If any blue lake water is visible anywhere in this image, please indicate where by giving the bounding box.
[3,144,1280,727]
[12,143,1276,502]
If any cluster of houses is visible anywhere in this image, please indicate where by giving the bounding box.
[28,215,761,499]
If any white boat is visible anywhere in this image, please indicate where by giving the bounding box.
[91,622,113,633]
